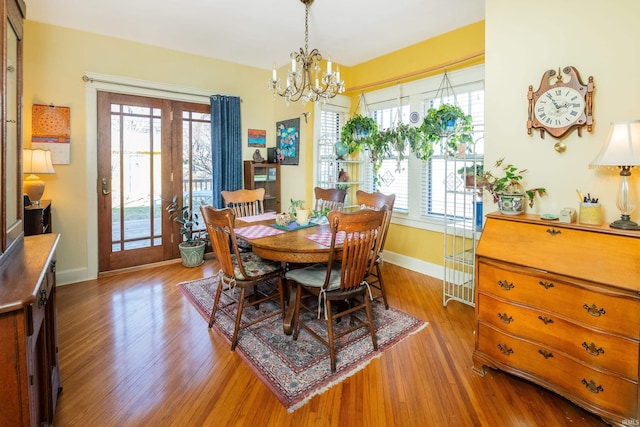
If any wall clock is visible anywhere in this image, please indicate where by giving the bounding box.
[527,66,594,141]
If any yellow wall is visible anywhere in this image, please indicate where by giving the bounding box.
[24,21,278,283]
[23,19,485,283]
[340,21,485,268]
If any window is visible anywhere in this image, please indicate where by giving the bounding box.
[359,66,485,228]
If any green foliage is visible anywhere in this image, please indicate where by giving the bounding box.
[340,114,378,154]
[166,195,208,246]
[481,158,547,208]
[288,198,305,217]
[457,163,484,176]
[420,104,474,155]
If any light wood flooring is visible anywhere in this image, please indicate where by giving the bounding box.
[53,260,608,426]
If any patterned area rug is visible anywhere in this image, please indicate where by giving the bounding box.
[178,275,428,412]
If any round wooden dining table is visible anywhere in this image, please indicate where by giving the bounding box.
[234,218,337,334]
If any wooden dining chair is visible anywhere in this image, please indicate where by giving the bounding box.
[285,207,386,372]
[356,190,396,309]
[314,187,346,212]
[200,206,285,351]
[221,188,265,251]
[221,188,265,217]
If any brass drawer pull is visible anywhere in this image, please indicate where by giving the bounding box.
[582,303,606,317]
[497,313,513,324]
[538,280,554,290]
[546,228,561,236]
[497,344,514,355]
[582,342,605,356]
[537,315,554,325]
[538,349,554,359]
[581,378,604,394]
[498,280,514,291]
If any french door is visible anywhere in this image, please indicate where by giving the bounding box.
[96,92,211,272]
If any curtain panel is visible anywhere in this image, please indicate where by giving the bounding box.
[210,95,242,208]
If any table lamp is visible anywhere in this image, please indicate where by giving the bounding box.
[589,120,640,230]
[23,148,55,206]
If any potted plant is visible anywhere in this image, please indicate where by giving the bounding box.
[457,163,485,189]
[340,114,379,154]
[166,195,208,267]
[481,158,547,215]
[420,104,474,156]
[360,122,428,185]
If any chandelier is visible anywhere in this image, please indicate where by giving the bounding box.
[268,0,344,103]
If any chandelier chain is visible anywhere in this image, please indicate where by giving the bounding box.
[267,0,344,103]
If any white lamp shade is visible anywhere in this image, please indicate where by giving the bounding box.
[590,120,640,167]
[23,148,55,174]
[23,148,55,204]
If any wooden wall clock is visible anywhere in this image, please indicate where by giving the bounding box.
[527,66,594,141]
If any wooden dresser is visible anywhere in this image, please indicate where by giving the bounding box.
[473,213,639,426]
[0,234,61,426]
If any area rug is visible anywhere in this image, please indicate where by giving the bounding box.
[178,275,428,412]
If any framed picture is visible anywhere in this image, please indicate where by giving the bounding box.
[248,129,266,147]
[276,118,300,165]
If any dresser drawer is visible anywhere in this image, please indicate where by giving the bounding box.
[478,294,639,379]
[476,324,638,419]
[477,217,640,290]
[478,259,640,339]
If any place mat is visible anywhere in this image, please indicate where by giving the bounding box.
[234,224,285,240]
[305,231,346,247]
[178,275,428,412]
[238,212,277,223]
[271,221,318,231]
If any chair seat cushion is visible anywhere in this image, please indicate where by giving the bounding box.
[285,263,341,291]
[232,252,280,279]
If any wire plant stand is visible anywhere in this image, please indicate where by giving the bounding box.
[442,151,483,308]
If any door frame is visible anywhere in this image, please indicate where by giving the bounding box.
[83,73,212,280]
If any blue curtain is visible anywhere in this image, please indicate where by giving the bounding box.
[210,95,242,208]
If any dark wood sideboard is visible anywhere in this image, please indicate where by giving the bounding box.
[0,233,61,426]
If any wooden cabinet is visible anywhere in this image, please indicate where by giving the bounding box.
[0,234,61,426]
[243,161,280,212]
[473,213,639,426]
[24,200,52,236]
[0,0,26,264]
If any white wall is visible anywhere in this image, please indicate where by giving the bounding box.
[485,0,640,222]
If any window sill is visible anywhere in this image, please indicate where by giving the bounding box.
[391,212,445,233]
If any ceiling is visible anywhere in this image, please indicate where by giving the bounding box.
[27,0,484,70]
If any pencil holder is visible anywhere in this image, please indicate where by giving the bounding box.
[579,202,602,225]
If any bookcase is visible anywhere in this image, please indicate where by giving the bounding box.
[243,161,281,212]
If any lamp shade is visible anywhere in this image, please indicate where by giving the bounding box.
[23,148,56,174]
[23,148,55,205]
[590,120,640,167]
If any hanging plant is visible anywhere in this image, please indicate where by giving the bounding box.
[420,104,474,156]
[360,122,426,185]
[340,114,379,154]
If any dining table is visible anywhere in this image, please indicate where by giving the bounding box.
[234,212,340,334]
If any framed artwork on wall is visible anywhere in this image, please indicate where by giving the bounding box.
[248,128,266,147]
[276,118,300,165]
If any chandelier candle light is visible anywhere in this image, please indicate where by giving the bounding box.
[268,0,344,103]
[589,120,640,230]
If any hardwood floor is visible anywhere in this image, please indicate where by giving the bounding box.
[53,260,608,426]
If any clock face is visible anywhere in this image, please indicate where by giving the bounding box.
[533,87,585,129]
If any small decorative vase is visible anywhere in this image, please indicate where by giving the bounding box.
[275,212,292,226]
[497,193,526,215]
[334,141,349,159]
[296,208,310,226]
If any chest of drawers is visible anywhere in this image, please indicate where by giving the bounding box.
[473,213,639,426]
